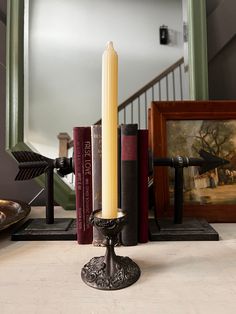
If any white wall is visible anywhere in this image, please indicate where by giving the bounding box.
[25,0,183,158]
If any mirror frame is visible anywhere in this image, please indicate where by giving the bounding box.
[6,0,75,210]
[188,0,208,99]
[5,0,208,210]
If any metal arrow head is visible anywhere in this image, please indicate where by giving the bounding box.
[198,149,229,175]
[12,151,53,180]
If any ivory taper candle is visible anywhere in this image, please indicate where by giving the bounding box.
[102,41,118,219]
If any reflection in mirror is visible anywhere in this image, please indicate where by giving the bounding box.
[24,0,187,168]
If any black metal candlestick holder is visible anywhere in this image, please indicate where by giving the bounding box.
[81,209,141,290]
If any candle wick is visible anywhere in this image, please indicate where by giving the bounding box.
[106,41,113,49]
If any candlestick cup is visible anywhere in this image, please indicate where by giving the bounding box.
[81,209,140,290]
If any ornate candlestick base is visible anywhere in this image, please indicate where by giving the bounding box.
[81,209,140,290]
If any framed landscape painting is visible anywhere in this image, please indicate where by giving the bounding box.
[151,101,236,222]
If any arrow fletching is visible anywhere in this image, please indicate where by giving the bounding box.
[12,151,50,163]
[12,151,53,180]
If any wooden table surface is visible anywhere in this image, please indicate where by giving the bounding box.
[1,207,236,314]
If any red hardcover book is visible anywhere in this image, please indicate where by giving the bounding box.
[120,124,138,246]
[138,129,149,243]
[73,127,93,244]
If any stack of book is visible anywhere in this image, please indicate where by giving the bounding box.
[73,124,149,246]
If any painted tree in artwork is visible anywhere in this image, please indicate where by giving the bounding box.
[191,120,236,159]
[167,121,189,156]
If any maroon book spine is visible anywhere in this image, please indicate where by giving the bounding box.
[120,124,138,246]
[138,130,149,243]
[73,127,93,244]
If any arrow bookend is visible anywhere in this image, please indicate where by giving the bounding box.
[149,150,229,241]
[11,151,76,241]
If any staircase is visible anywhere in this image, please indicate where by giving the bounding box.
[96,57,185,129]
[59,57,185,153]
[58,57,186,187]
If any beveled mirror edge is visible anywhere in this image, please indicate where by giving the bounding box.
[5,0,75,210]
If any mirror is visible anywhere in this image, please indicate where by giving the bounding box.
[24,0,186,156]
[6,0,208,209]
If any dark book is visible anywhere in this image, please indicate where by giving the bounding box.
[73,127,93,244]
[138,129,149,243]
[118,126,121,209]
[120,124,138,246]
[91,125,104,246]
